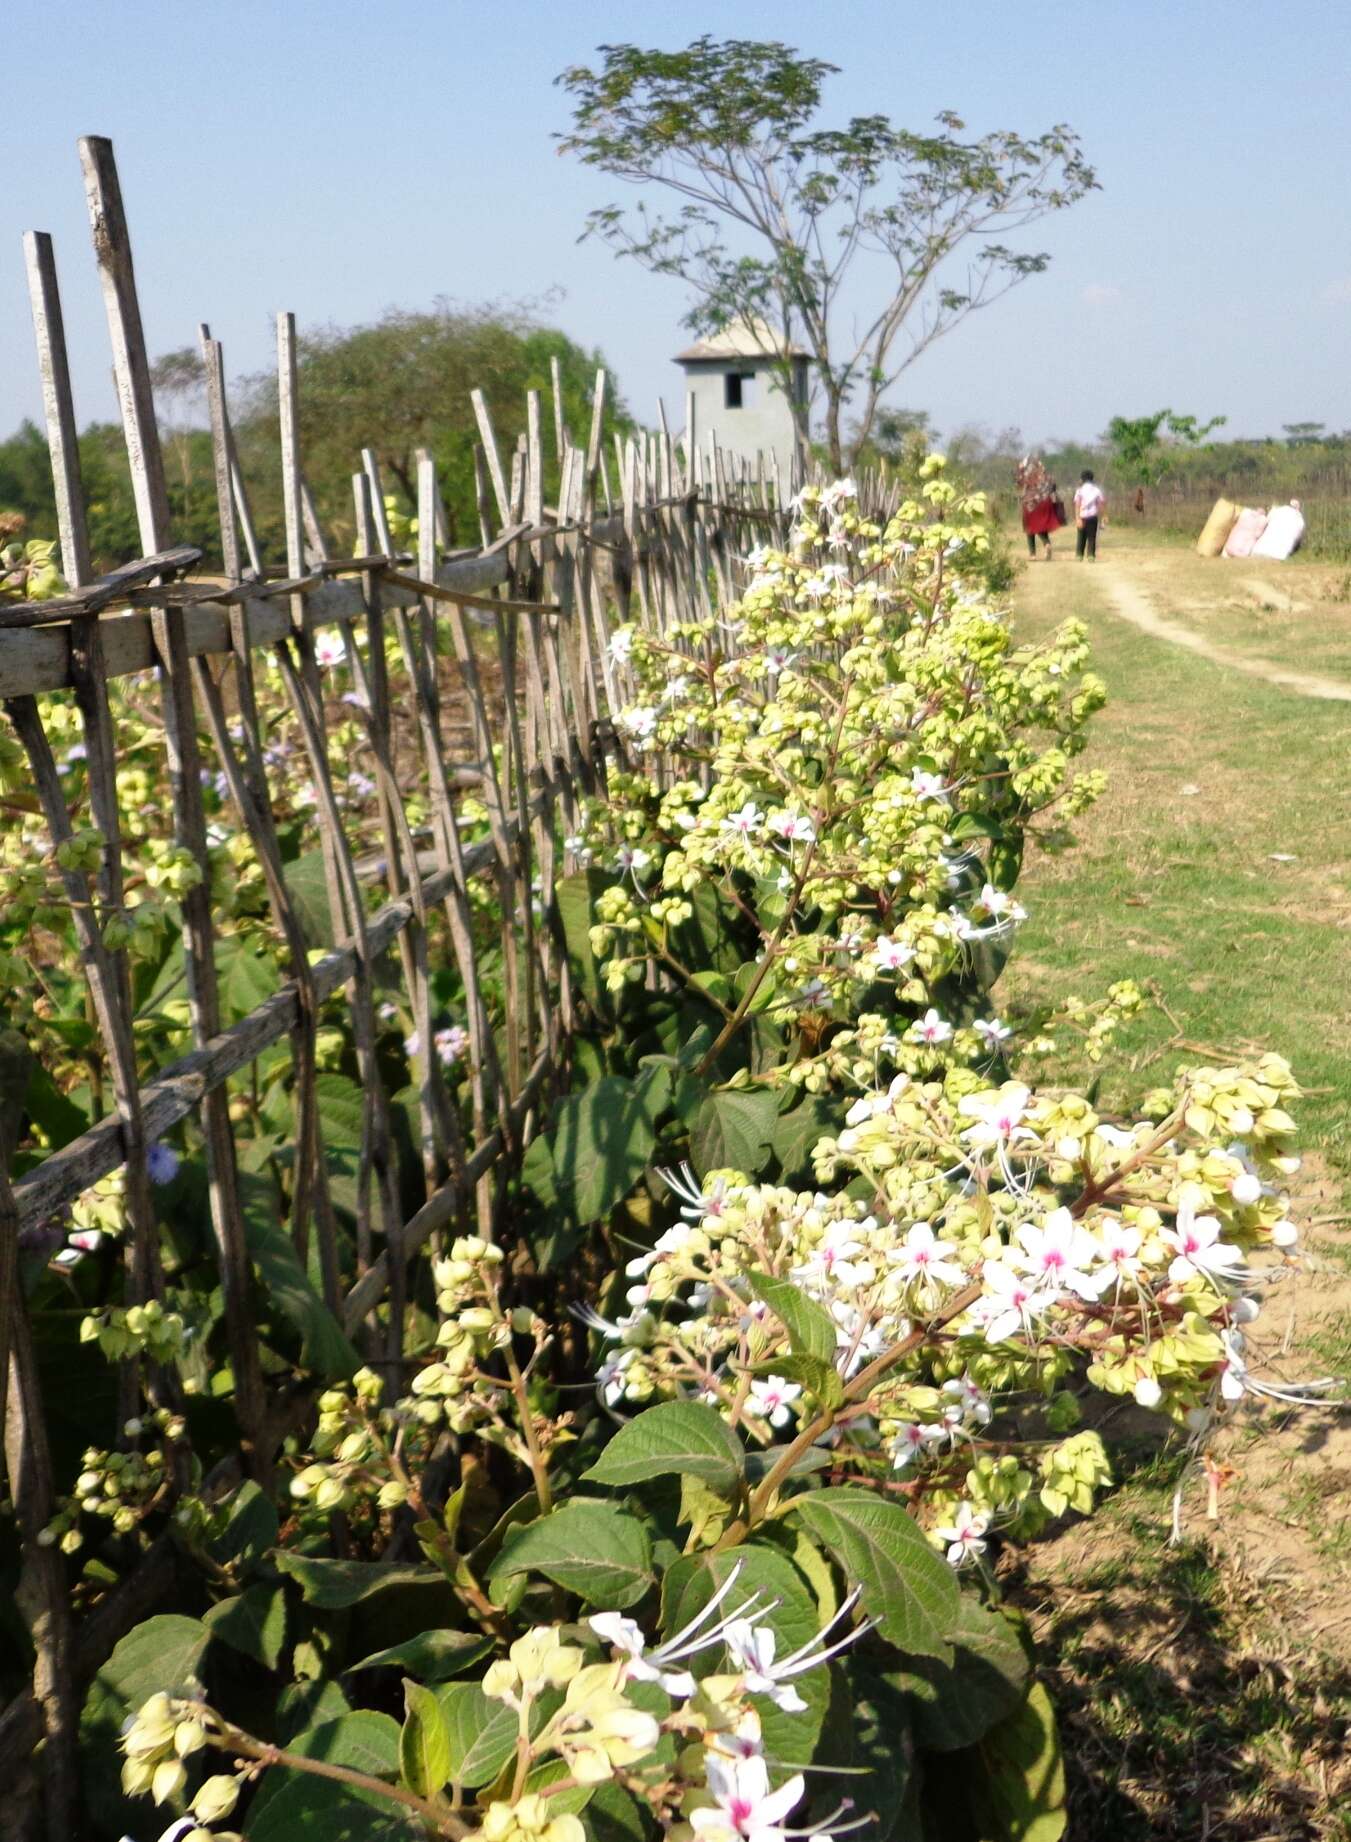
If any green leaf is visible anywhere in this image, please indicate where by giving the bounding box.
[277,1677,351,1742]
[240,1173,360,1378]
[769,1093,837,1183]
[892,1596,1029,1752]
[747,1269,837,1362]
[244,1712,403,1837]
[86,1613,209,1713]
[80,1615,212,1830]
[587,1781,655,1842]
[489,1498,654,1608]
[662,1545,828,1768]
[284,849,336,949]
[247,1780,418,1840]
[273,1553,442,1609]
[348,1630,493,1681]
[207,1477,279,1570]
[555,869,612,1011]
[438,1682,524,1787]
[789,1489,960,1660]
[690,1086,779,1175]
[314,1072,367,1218]
[584,1400,745,1494]
[400,1679,452,1798]
[846,1672,916,1842]
[542,1066,670,1225]
[967,1678,1067,1842]
[219,932,280,1021]
[205,1584,287,1669]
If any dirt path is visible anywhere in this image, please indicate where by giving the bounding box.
[1097,564,1351,702]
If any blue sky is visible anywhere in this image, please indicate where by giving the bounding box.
[1,0,1348,449]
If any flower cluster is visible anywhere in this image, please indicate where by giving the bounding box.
[42,1410,187,1552]
[579,475,1107,1088]
[582,1050,1327,1555]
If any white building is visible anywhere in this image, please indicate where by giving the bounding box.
[674,317,810,485]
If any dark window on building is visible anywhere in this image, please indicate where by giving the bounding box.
[725,371,754,410]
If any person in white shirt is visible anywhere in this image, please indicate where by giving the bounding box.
[1073,471,1106,560]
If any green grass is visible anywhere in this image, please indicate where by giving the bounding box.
[1003,531,1351,1836]
[1007,540,1351,1175]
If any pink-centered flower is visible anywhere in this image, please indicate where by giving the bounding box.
[1161,1202,1247,1286]
[887,1221,965,1291]
[748,1375,803,1429]
[872,935,915,972]
[690,1750,805,1842]
[910,1008,952,1046]
[958,1083,1034,1152]
[932,1501,989,1568]
[1014,1208,1103,1300]
[978,1260,1058,1344]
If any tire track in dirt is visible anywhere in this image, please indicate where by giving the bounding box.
[1099,567,1351,702]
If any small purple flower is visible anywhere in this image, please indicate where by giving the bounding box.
[146,1141,180,1186]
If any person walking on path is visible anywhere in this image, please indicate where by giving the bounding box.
[1074,469,1106,561]
[1016,456,1065,560]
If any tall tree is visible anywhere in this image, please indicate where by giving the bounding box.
[236,302,629,545]
[558,37,1096,471]
[1106,409,1227,499]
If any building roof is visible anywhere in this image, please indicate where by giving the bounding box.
[674,315,810,364]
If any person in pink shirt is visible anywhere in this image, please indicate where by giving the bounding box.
[1073,470,1106,561]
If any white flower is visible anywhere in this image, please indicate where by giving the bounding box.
[1095,1218,1144,1288]
[723,1586,868,1717]
[314,627,347,669]
[871,935,915,972]
[615,843,651,877]
[1013,1208,1104,1300]
[941,1372,992,1427]
[587,1612,695,1697]
[690,1749,805,1842]
[890,1421,946,1469]
[720,801,765,840]
[748,1375,803,1429]
[792,978,831,1012]
[617,704,658,742]
[976,882,1025,923]
[958,1083,1034,1152]
[791,1222,874,1294]
[763,646,799,677]
[910,1008,952,1046]
[1217,1328,1340,1408]
[978,1261,1056,1344]
[887,1221,965,1291]
[608,626,636,664]
[932,1501,989,1568]
[1161,1201,1247,1286]
[910,768,948,802]
[974,1017,1013,1048]
[768,810,815,845]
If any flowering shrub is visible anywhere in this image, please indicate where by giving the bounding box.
[12,482,1338,1842]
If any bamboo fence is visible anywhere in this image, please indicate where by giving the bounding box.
[0,135,794,1830]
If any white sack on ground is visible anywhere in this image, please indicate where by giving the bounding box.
[1251,501,1305,560]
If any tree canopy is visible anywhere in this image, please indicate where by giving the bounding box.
[0,304,630,571]
[1106,409,1227,488]
[558,36,1096,470]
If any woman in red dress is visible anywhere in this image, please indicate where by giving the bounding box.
[1015,456,1065,560]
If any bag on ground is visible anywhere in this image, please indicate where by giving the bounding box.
[1197,497,1239,556]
